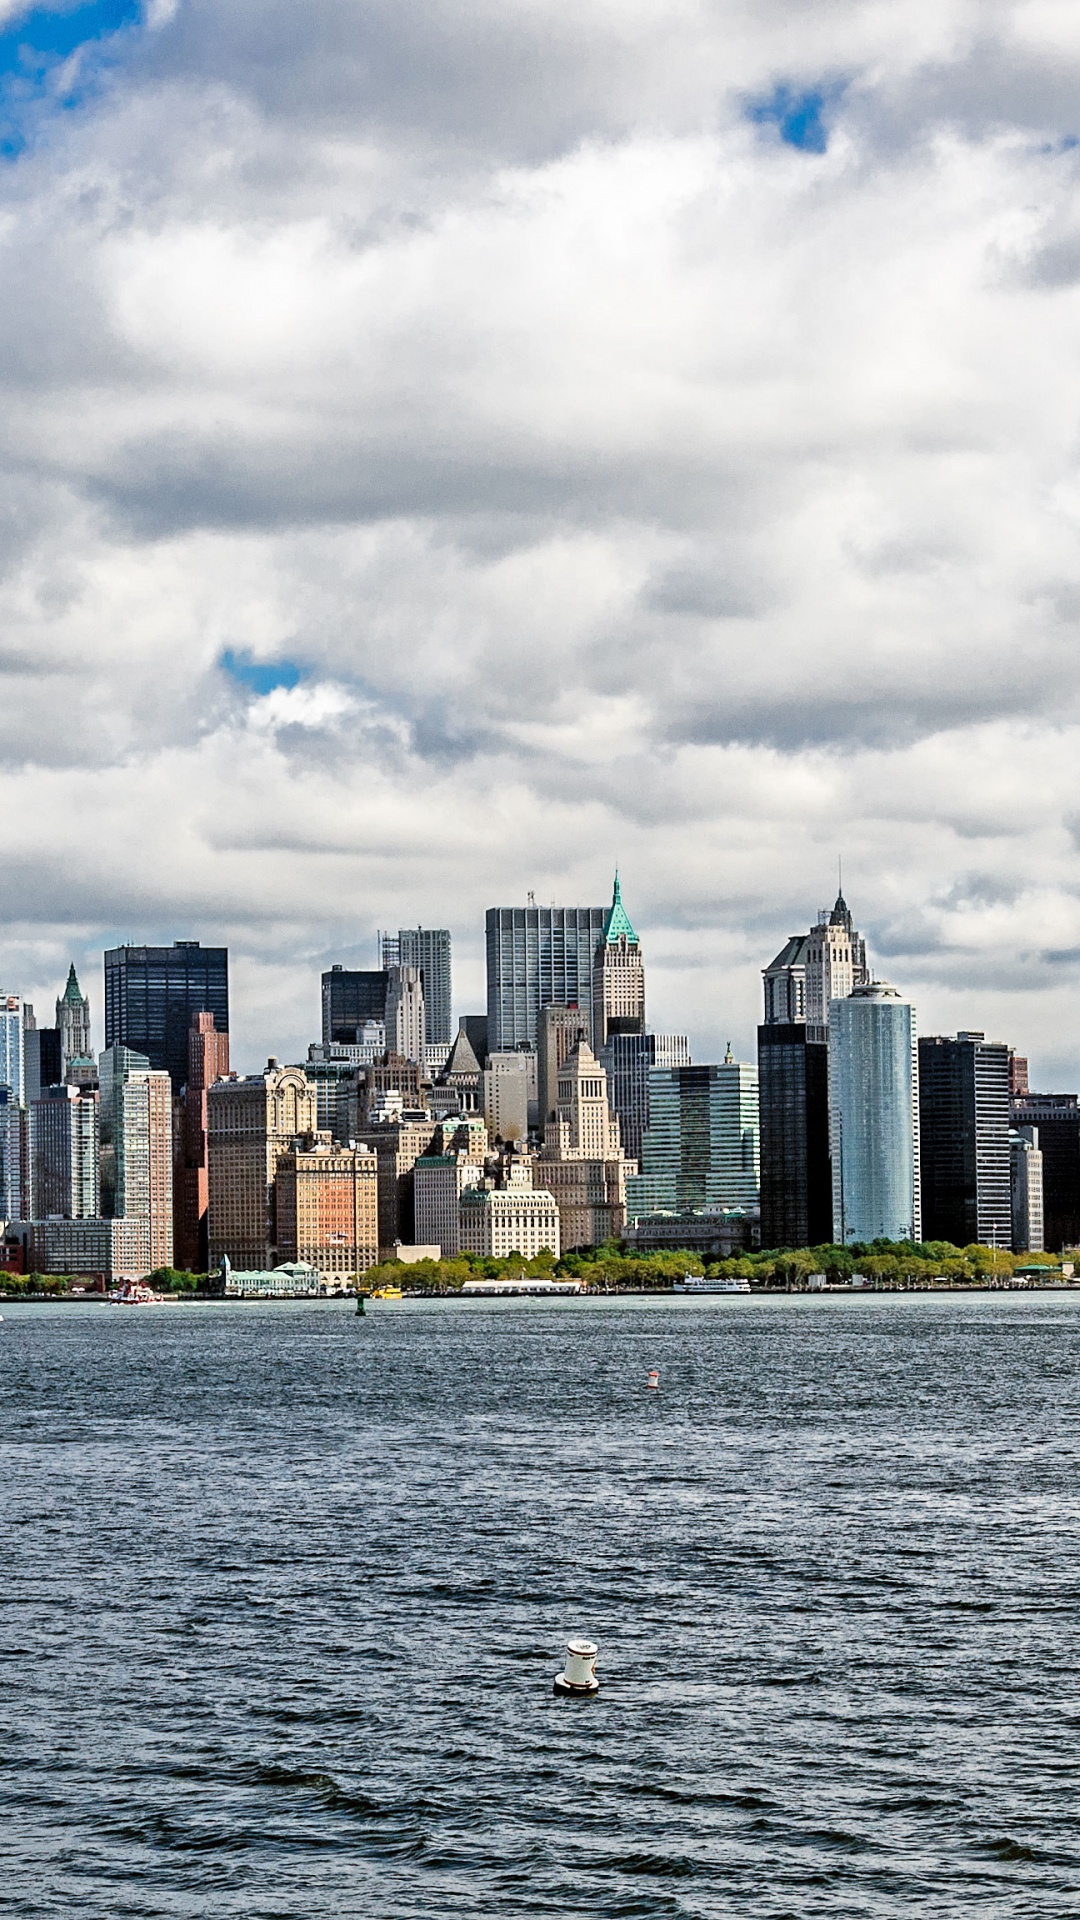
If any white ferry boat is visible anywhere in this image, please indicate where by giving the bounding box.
[673,1274,752,1295]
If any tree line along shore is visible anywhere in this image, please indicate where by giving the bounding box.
[1,1239,1072,1298]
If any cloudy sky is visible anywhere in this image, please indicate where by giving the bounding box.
[2,0,1080,1078]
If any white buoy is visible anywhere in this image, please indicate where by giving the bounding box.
[646,1368,659,1389]
[554,1638,600,1696]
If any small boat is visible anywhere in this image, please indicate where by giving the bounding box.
[369,1285,403,1301]
[673,1274,752,1295]
[109,1281,165,1305]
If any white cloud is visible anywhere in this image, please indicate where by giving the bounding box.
[3,1,1080,1082]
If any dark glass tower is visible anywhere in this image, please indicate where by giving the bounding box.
[1009,1092,1080,1252]
[919,1033,1010,1248]
[321,967,389,1045]
[104,942,229,1092]
[757,1024,831,1249]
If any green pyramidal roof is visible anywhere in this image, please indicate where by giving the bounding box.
[61,963,84,1004]
[603,871,638,944]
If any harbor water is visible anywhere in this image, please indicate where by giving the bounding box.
[4,1292,1080,1917]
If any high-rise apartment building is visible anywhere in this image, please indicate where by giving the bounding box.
[628,1060,760,1217]
[0,1084,24,1221]
[829,983,920,1244]
[486,904,606,1051]
[275,1135,379,1281]
[321,967,389,1046]
[1010,1126,1044,1254]
[56,964,92,1079]
[99,1046,174,1270]
[207,1062,317,1271]
[918,1033,1011,1248]
[381,929,452,1045]
[757,1023,832,1250]
[104,942,229,1091]
[385,964,425,1063]
[174,1012,230,1272]
[0,992,26,1104]
[591,874,645,1049]
[598,1031,691,1165]
[538,1040,633,1249]
[28,1084,99,1219]
[1008,1092,1080,1251]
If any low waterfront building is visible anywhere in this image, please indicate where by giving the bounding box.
[19,1215,150,1281]
[625,1209,760,1257]
[220,1256,322,1297]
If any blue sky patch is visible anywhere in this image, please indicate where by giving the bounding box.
[220,650,303,697]
[748,84,836,154]
[0,0,142,153]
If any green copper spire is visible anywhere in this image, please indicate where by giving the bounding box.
[602,870,638,945]
[61,963,84,1004]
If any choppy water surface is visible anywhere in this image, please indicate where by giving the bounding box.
[4,1294,1080,1917]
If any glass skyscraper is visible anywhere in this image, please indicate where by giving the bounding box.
[919,1032,1011,1248]
[104,943,229,1092]
[485,905,606,1051]
[628,1061,759,1215]
[829,983,921,1244]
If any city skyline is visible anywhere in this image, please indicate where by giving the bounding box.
[0,868,1063,1089]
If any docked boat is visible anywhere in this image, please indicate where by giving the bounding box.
[673,1274,752,1295]
[369,1285,404,1301]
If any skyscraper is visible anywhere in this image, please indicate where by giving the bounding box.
[758,888,869,1249]
[207,1062,318,1270]
[104,942,229,1091]
[321,966,389,1046]
[486,904,606,1051]
[381,929,452,1045]
[591,874,645,1049]
[918,1033,1011,1248]
[829,983,920,1244]
[1010,1126,1044,1254]
[805,892,868,1042]
[538,1039,633,1249]
[174,1012,231,1272]
[598,1031,691,1165]
[628,1060,760,1216]
[757,1023,832,1250]
[0,992,26,1105]
[385,964,425,1063]
[28,1084,100,1220]
[538,1003,591,1129]
[99,1046,174,1270]
[0,1084,23,1221]
[1008,1092,1080,1252]
[56,964,91,1079]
